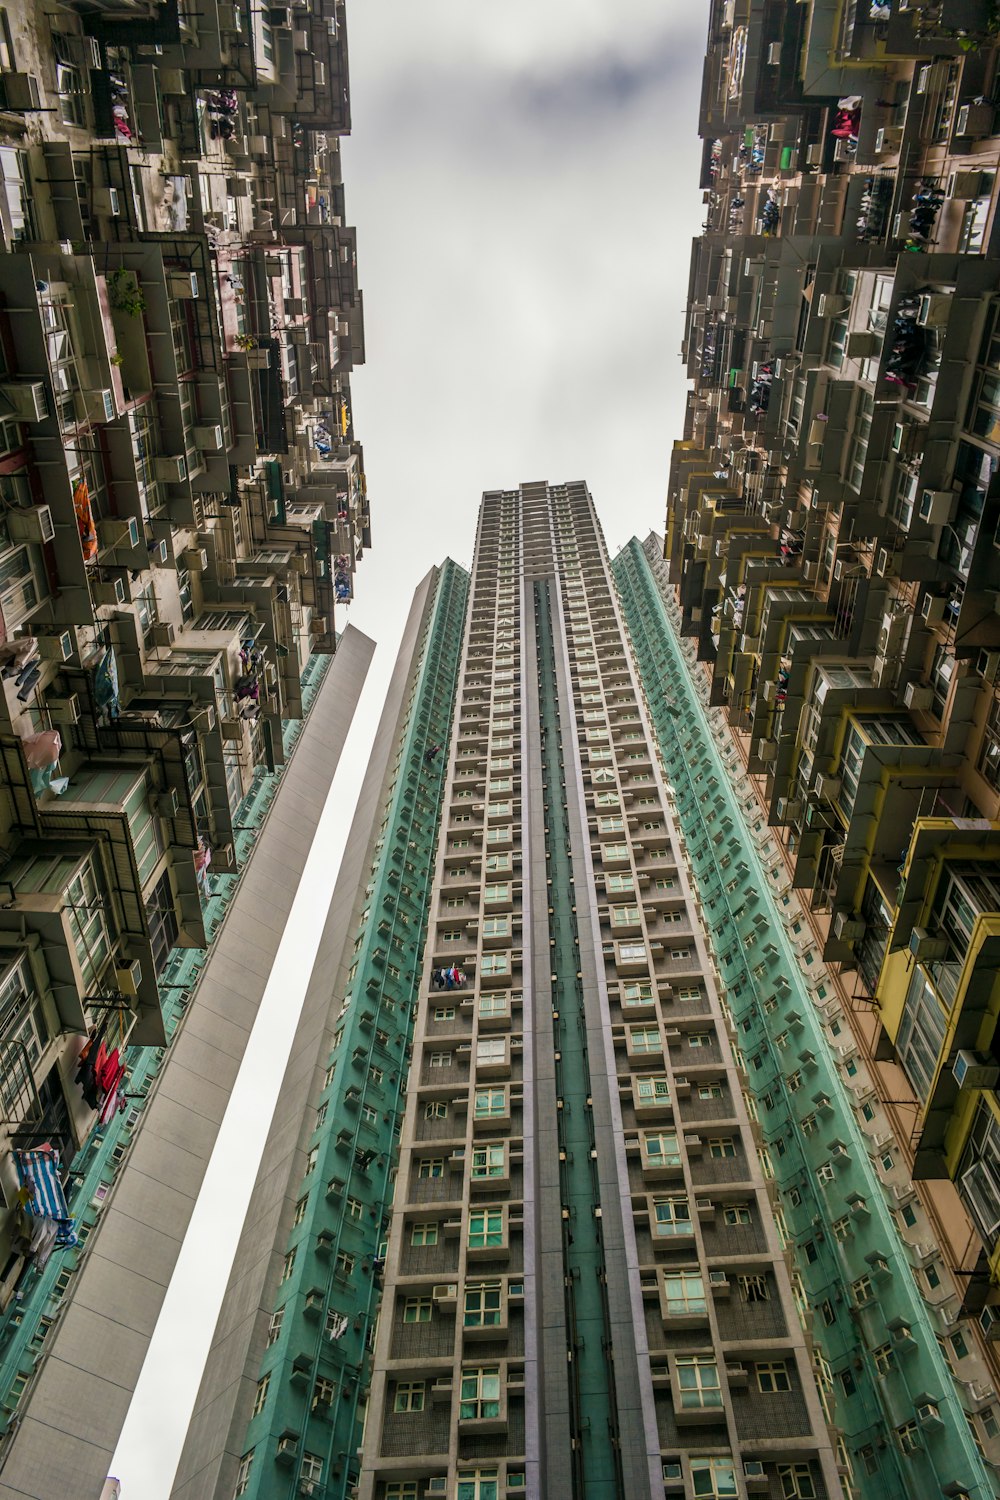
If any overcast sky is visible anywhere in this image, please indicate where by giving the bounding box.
[111,4,705,1493]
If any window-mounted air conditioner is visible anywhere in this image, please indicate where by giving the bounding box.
[6,504,55,544]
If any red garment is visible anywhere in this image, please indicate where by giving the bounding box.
[95,1046,120,1093]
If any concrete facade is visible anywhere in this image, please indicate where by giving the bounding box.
[0,624,374,1500]
[170,567,468,1500]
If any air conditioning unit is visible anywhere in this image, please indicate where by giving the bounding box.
[761,679,777,702]
[38,630,75,663]
[182,546,208,571]
[921,594,946,625]
[168,271,200,300]
[155,455,187,483]
[919,489,957,525]
[955,101,995,137]
[952,1050,1000,1090]
[47,694,80,725]
[87,387,116,425]
[833,910,865,941]
[100,516,141,551]
[152,622,176,648]
[776,797,802,821]
[876,548,896,578]
[0,73,42,110]
[903,681,933,711]
[814,773,841,801]
[92,576,128,607]
[709,1271,729,1287]
[0,381,48,423]
[847,330,879,358]
[916,293,952,329]
[744,1462,767,1483]
[431,1283,457,1302]
[980,1304,1000,1341]
[662,1465,683,1488]
[805,143,822,165]
[975,649,1000,685]
[816,294,847,318]
[916,1402,942,1425]
[909,926,948,961]
[94,187,121,217]
[767,41,781,63]
[194,424,224,452]
[758,739,778,763]
[156,788,180,818]
[150,537,170,566]
[426,1481,448,1497]
[6,504,55,544]
[115,958,142,996]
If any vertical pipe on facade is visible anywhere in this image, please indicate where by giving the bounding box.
[534,578,622,1499]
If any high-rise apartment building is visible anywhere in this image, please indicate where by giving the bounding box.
[0,0,373,1490]
[179,484,841,1500]
[666,0,1000,1386]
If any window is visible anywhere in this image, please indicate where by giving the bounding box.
[644,1131,681,1167]
[699,1084,723,1100]
[481,953,509,976]
[251,1373,270,1417]
[688,1033,711,1048]
[456,1471,499,1500]
[617,942,646,961]
[464,1280,503,1328]
[393,1380,425,1413]
[852,1275,874,1304]
[636,1074,670,1105]
[468,1208,504,1249]
[474,1088,506,1119]
[346,1196,363,1220]
[611,905,641,926]
[897,1421,920,1454]
[234,1451,254,1497]
[304,1145,319,1175]
[335,1251,354,1278]
[653,1196,691,1236]
[410,1222,438,1246]
[690,1457,737,1499]
[301,1453,323,1485]
[629,1025,661,1054]
[292,1195,308,1227]
[403,1297,432,1323]
[425,1101,448,1120]
[472,1144,505,1179]
[428,1052,452,1069]
[708,1137,736,1158]
[739,1274,768,1302]
[459,1366,501,1420]
[778,1467,817,1500]
[675,1355,722,1408]
[756,1361,791,1392]
[663,1269,706,1315]
[723,1206,751,1226]
[266,1309,284,1346]
[280,1248,296,1282]
[873,1343,894,1375]
[476,1037,506,1064]
[433,1007,456,1021]
[418,1159,445,1179]
[483,916,510,939]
